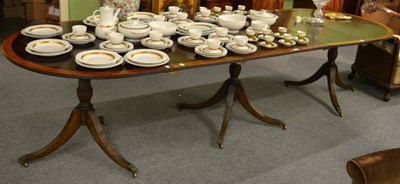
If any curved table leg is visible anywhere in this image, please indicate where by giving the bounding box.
[284,48,352,116]
[177,80,229,111]
[18,79,137,178]
[236,84,286,130]
[178,63,286,148]
[18,108,81,167]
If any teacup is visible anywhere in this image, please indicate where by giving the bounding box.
[153,15,167,21]
[213,6,222,14]
[235,35,248,46]
[206,38,224,50]
[169,6,182,14]
[278,27,287,35]
[262,28,272,35]
[225,5,233,11]
[263,35,275,44]
[246,29,256,38]
[297,30,306,40]
[283,33,293,43]
[200,9,211,17]
[251,20,267,31]
[72,25,87,36]
[149,30,163,41]
[238,5,246,11]
[189,29,202,40]
[177,12,188,20]
[215,27,229,37]
[199,6,207,11]
[109,32,124,45]
[222,10,232,15]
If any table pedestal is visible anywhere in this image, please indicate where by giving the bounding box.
[177,63,286,149]
[18,79,138,178]
[284,47,354,117]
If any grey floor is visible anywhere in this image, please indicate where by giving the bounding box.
[1,25,400,183]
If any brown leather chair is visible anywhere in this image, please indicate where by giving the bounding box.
[348,0,400,101]
[347,148,400,184]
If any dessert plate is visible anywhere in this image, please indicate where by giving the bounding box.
[21,24,63,38]
[27,39,71,53]
[226,42,257,54]
[195,44,227,58]
[194,15,218,23]
[62,32,96,45]
[76,57,124,69]
[141,37,174,50]
[99,41,134,53]
[208,33,235,43]
[177,36,206,48]
[25,44,73,56]
[124,49,169,67]
[75,50,121,66]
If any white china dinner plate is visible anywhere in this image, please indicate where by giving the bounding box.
[22,24,63,36]
[124,55,170,67]
[76,57,124,69]
[25,45,73,57]
[124,49,169,65]
[177,36,206,48]
[27,39,71,53]
[75,50,121,66]
[127,12,155,22]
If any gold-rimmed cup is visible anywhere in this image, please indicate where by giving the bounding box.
[246,28,256,38]
[297,30,306,40]
[278,27,287,35]
[283,33,293,43]
[262,35,275,45]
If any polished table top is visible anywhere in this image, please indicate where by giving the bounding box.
[2,9,393,79]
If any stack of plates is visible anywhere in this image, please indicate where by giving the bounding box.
[62,32,96,45]
[99,41,134,53]
[177,22,217,36]
[126,12,155,23]
[83,15,100,27]
[208,33,235,43]
[195,44,227,58]
[75,50,123,69]
[177,36,206,48]
[25,39,73,57]
[194,15,218,23]
[169,18,194,25]
[141,38,173,50]
[21,24,63,38]
[124,49,170,67]
[161,12,178,20]
[226,42,257,54]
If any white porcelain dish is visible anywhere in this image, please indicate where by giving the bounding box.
[61,32,96,45]
[259,41,278,48]
[141,37,174,50]
[76,57,124,69]
[169,18,194,25]
[75,50,121,66]
[118,20,150,39]
[278,39,296,47]
[195,44,227,58]
[208,33,235,43]
[99,41,134,53]
[217,14,247,33]
[226,42,257,54]
[124,49,169,67]
[149,21,177,37]
[194,15,218,23]
[249,11,278,25]
[22,24,63,36]
[177,36,206,48]
[25,44,73,56]
[126,12,155,22]
[27,39,71,53]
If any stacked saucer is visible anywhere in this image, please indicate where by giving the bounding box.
[177,22,217,36]
[177,36,206,48]
[194,15,218,23]
[126,12,156,23]
[99,41,134,53]
[21,24,63,38]
[141,37,173,50]
[162,12,178,20]
[169,18,194,25]
[75,50,123,69]
[208,33,235,43]
[25,39,72,57]
[62,32,96,45]
[124,49,170,67]
[226,42,257,54]
[83,15,100,27]
[195,44,227,58]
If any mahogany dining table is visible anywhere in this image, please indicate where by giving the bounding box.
[1,9,393,177]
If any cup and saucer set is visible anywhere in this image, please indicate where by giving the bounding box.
[62,25,96,45]
[21,24,63,38]
[177,22,217,36]
[208,27,235,44]
[226,35,257,54]
[178,29,207,48]
[194,8,218,23]
[162,6,182,19]
[278,33,296,47]
[141,30,174,50]
[195,38,227,58]
[292,31,310,45]
[273,27,288,39]
[259,35,278,49]
[168,12,194,25]
[99,32,134,53]
[25,38,73,57]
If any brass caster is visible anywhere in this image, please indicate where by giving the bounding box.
[280,124,287,130]
[176,103,183,111]
[99,116,105,125]
[18,158,28,167]
[337,110,343,117]
[217,144,223,149]
[128,165,138,178]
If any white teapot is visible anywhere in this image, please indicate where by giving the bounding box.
[93,5,121,39]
